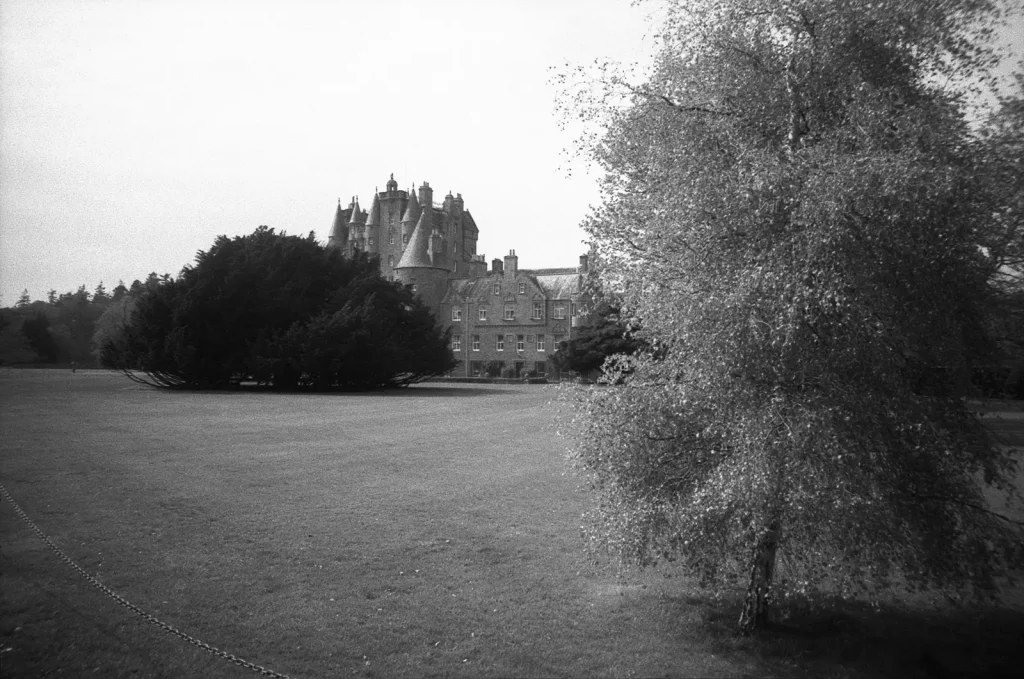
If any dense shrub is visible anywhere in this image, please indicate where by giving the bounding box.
[101,227,455,389]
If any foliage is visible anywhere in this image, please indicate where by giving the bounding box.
[551,300,644,376]
[100,226,455,389]
[556,0,1023,632]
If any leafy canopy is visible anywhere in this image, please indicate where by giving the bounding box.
[557,0,1022,629]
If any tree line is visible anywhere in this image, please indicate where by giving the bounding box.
[0,275,172,366]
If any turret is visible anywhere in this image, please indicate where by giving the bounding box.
[365,192,381,253]
[401,187,420,247]
[327,199,348,250]
[385,173,399,194]
[348,197,366,250]
[394,208,449,315]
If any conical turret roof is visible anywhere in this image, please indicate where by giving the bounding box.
[401,187,421,223]
[365,192,381,227]
[348,198,364,224]
[395,210,443,269]
[328,200,348,245]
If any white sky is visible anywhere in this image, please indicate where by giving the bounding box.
[1,1,1019,303]
[0,0,659,302]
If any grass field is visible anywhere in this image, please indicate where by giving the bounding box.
[2,370,1022,678]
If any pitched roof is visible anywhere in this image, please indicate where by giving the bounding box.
[532,273,581,299]
[442,270,582,303]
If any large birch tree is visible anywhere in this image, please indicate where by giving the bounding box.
[557,0,1023,633]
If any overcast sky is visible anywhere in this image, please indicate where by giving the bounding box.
[1,1,1020,303]
[0,0,660,302]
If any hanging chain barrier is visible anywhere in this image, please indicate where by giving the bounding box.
[0,481,292,679]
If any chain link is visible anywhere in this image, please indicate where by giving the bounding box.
[0,481,292,679]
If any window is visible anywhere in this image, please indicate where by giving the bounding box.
[537,334,545,351]
[388,255,394,267]
[452,335,461,352]
[554,303,566,319]
[518,282,526,294]
[478,307,488,321]
[554,333,566,349]
[390,216,396,226]
[454,242,458,253]
[517,335,525,352]
[472,335,480,351]
[535,360,546,375]
[368,236,376,246]
[504,303,515,320]
[493,283,500,295]
[532,302,542,320]
[452,307,462,321]
[496,335,504,351]
[453,262,458,274]
[412,284,417,293]
[571,302,578,316]
[403,234,409,245]
[389,232,395,245]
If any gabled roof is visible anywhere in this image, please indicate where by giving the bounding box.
[440,269,582,303]
[530,273,580,300]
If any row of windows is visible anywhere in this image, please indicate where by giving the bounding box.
[453,303,576,322]
[452,334,566,352]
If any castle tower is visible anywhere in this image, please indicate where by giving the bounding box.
[394,208,449,316]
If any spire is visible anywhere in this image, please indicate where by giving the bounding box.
[365,192,381,227]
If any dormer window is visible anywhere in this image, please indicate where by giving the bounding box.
[518,282,526,294]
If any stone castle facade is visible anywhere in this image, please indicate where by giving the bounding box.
[327,174,589,377]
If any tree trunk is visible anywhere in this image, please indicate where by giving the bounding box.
[738,520,781,634]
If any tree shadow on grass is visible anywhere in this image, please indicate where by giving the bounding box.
[685,594,1024,678]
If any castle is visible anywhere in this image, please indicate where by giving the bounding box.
[327,174,589,378]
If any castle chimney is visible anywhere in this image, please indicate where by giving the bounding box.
[579,254,589,274]
[418,182,433,209]
[504,249,518,277]
[492,258,503,273]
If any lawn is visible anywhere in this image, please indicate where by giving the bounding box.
[1,370,1022,678]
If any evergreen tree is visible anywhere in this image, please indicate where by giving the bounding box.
[102,226,454,389]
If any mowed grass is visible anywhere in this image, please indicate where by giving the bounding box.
[1,370,1022,679]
